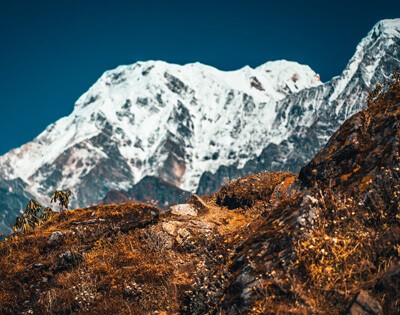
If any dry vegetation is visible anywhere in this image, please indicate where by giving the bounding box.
[215,171,294,210]
[0,168,295,314]
[0,203,164,314]
[238,80,400,314]
[0,79,400,314]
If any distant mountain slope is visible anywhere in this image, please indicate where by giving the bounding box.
[0,178,36,235]
[0,59,321,201]
[100,176,191,210]
[0,19,399,237]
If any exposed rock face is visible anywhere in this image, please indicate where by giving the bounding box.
[299,80,400,210]
[170,204,198,217]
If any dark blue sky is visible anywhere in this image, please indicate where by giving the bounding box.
[0,0,399,155]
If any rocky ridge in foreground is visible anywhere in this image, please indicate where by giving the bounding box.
[0,82,400,314]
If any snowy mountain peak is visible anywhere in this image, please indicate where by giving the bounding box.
[328,18,400,102]
[370,18,400,38]
[75,59,321,113]
[256,59,321,92]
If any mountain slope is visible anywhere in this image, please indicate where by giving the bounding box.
[198,18,400,194]
[100,176,191,209]
[220,77,400,314]
[0,19,399,237]
[1,78,399,314]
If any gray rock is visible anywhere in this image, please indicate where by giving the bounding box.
[162,221,179,236]
[48,231,63,244]
[346,290,383,315]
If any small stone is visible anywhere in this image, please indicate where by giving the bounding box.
[162,222,178,236]
[32,263,44,270]
[48,231,63,245]
[171,204,198,217]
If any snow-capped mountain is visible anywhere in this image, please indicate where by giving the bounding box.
[0,60,321,204]
[0,19,399,236]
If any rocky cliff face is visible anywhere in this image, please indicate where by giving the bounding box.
[1,78,399,314]
[0,19,399,238]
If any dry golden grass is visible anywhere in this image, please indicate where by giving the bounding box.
[0,202,170,314]
[289,188,400,313]
[1,82,400,313]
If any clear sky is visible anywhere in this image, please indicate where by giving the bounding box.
[0,0,399,155]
